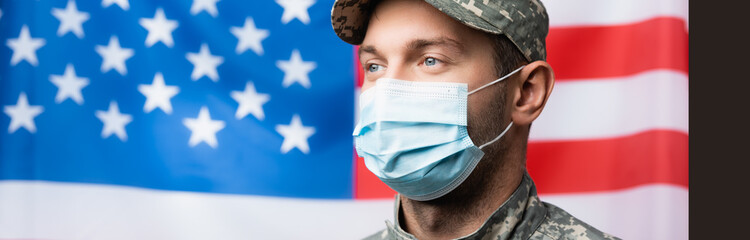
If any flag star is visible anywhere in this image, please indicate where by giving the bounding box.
[276,114,315,154]
[95,36,134,75]
[51,0,90,39]
[230,17,269,55]
[4,92,44,134]
[191,0,220,17]
[139,8,179,48]
[276,49,316,88]
[183,106,225,148]
[102,0,129,11]
[6,25,46,66]
[96,101,132,141]
[49,64,89,105]
[186,43,224,82]
[276,0,315,24]
[231,81,270,120]
[138,72,179,114]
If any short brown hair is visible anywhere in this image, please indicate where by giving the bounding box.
[489,33,528,78]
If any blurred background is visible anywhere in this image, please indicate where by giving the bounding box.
[0,0,687,239]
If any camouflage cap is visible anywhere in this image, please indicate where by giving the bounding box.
[331,0,550,62]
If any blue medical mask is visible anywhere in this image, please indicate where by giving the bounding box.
[353,66,524,201]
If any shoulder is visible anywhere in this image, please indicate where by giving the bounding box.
[528,202,621,240]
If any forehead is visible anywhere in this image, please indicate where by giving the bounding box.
[361,0,483,48]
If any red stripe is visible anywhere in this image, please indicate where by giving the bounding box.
[354,130,687,199]
[547,17,688,80]
[352,46,367,198]
[354,46,364,87]
[527,130,688,194]
[354,155,395,199]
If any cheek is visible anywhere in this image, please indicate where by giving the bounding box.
[466,88,507,143]
[465,66,499,91]
[360,83,373,92]
[466,95,488,139]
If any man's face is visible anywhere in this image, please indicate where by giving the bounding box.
[359,0,509,148]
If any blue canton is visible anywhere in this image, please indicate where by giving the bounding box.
[0,0,356,199]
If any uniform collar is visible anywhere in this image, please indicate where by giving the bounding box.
[385,172,547,240]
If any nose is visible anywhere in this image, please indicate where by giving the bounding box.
[380,61,414,82]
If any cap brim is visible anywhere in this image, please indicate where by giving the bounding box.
[331,0,502,45]
[331,0,378,45]
[331,0,530,62]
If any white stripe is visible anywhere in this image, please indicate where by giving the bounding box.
[0,181,393,240]
[530,70,688,141]
[0,182,686,240]
[541,184,688,240]
[545,0,688,28]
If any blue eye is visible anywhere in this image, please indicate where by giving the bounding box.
[424,57,439,66]
[368,64,383,73]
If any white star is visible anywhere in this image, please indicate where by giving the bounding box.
[276,0,315,24]
[186,43,224,82]
[102,0,129,11]
[52,0,90,39]
[183,106,225,148]
[6,25,46,66]
[95,36,134,75]
[230,17,269,55]
[95,101,132,141]
[231,81,270,120]
[138,72,179,114]
[276,114,315,154]
[276,49,316,88]
[49,64,89,105]
[4,92,44,134]
[191,0,220,17]
[139,8,179,48]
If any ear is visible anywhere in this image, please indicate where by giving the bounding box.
[509,61,555,126]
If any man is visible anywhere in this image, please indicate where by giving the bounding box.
[332,0,620,239]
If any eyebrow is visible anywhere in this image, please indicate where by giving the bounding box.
[358,37,465,60]
[358,45,378,57]
[406,37,464,53]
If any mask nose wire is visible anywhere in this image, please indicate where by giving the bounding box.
[468,65,525,95]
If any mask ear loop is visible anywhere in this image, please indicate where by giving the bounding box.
[468,65,525,95]
[479,121,513,149]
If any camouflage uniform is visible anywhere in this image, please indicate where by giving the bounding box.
[364,173,621,240]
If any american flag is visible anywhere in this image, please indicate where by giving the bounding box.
[0,0,687,239]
